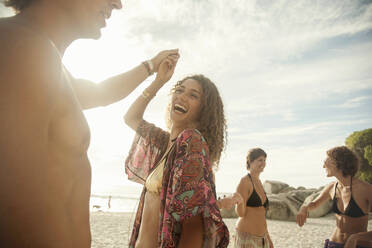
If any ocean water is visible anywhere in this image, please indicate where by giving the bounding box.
[90,192,234,213]
[90,195,139,213]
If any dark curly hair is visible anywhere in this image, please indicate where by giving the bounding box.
[326,146,359,177]
[246,148,267,170]
[167,74,227,169]
[4,0,34,11]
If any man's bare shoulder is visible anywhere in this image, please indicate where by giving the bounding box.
[0,18,63,94]
[0,17,61,65]
[0,17,65,115]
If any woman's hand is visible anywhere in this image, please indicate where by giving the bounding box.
[232,192,244,205]
[150,49,179,72]
[154,57,178,85]
[269,238,274,248]
[218,193,243,210]
[296,206,308,227]
[218,197,235,210]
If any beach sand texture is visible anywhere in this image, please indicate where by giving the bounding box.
[91,212,372,248]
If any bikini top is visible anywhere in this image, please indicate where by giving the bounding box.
[246,174,269,208]
[332,177,367,218]
[145,156,166,194]
[145,140,175,194]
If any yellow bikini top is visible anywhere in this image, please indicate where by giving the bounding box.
[145,156,166,194]
[146,139,176,194]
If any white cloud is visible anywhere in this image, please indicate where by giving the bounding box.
[336,95,371,108]
[116,0,372,72]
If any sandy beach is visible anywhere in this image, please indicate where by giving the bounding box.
[91,211,372,248]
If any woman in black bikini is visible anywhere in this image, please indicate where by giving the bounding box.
[234,148,274,248]
[297,146,372,248]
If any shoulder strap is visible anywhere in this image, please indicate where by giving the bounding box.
[334,182,338,199]
[248,173,255,190]
[350,177,353,192]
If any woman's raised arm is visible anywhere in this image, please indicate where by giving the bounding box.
[124,56,178,131]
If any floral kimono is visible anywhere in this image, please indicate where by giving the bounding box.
[125,120,229,247]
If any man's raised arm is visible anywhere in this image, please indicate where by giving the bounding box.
[71,49,179,109]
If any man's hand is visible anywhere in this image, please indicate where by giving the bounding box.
[151,49,180,72]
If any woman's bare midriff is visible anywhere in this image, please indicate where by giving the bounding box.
[236,206,267,236]
[135,191,161,248]
[330,214,370,246]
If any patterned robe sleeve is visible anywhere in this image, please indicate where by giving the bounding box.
[125,120,169,184]
[160,129,229,247]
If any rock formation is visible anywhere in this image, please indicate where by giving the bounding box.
[220,181,332,221]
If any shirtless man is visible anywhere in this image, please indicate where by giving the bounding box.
[0,0,179,247]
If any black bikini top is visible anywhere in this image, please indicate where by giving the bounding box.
[332,177,367,218]
[246,174,269,208]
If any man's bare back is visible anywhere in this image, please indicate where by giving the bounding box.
[0,1,179,246]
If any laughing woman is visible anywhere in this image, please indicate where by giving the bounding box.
[124,58,231,247]
[297,146,372,248]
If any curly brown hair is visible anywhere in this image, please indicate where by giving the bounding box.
[166,74,227,169]
[4,0,33,11]
[326,146,359,177]
[246,148,267,170]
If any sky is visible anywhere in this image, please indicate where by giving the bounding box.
[1,0,372,196]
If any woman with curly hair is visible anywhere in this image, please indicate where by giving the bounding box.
[124,59,240,247]
[297,146,372,248]
[233,148,274,248]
